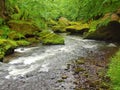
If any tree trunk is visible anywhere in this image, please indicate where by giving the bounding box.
[0,0,6,18]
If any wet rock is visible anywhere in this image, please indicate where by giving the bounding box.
[74,67,85,74]
[52,25,66,33]
[58,17,70,26]
[57,79,64,83]
[8,31,25,40]
[84,21,120,42]
[39,30,64,45]
[8,20,41,37]
[62,75,68,79]
[76,60,85,64]
[66,23,89,35]
[100,82,110,89]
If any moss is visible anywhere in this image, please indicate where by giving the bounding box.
[8,20,41,36]
[26,38,40,43]
[62,75,68,79]
[47,19,58,26]
[100,82,110,89]
[0,50,4,62]
[76,60,85,64]
[16,40,30,46]
[0,39,18,62]
[57,79,64,83]
[0,25,10,39]
[66,23,89,34]
[8,31,25,40]
[39,30,64,45]
[10,13,22,20]
[52,25,66,33]
[74,67,85,74]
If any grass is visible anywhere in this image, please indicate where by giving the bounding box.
[107,50,120,90]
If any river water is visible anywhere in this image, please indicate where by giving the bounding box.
[0,35,118,90]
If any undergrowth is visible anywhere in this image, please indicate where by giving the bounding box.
[107,50,120,90]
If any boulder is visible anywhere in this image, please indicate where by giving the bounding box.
[39,30,64,45]
[8,31,25,40]
[58,17,70,26]
[52,25,66,33]
[84,21,120,42]
[8,20,41,38]
[66,23,89,35]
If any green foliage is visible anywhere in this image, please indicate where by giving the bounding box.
[5,0,120,25]
[0,18,4,25]
[107,50,120,90]
[0,25,10,39]
[39,30,64,45]
[16,40,30,46]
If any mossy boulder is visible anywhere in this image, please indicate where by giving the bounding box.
[16,40,30,46]
[7,20,41,38]
[39,30,64,45]
[26,37,40,44]
[52,25,66,33]
[47,19,58,27]
[0,39,18,62]
[58,17,70,26]
[8,31,25,40]
[66,23,89,35]
[84,21,120,42]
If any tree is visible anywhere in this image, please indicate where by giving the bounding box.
[0,0,6,18]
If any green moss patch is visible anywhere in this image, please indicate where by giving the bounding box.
[8,20,41,37]
[66,23,89,34]
[8,31,25,40]
[39,30,64,45]
[16,40,30,46]
[0,39,18,62]
[52,25,66,33]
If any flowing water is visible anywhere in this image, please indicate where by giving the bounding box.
[0,35,118,90]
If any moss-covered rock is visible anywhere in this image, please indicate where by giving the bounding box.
[66,23,89,35]
[39,30,64,45]
[84,21,120,42]
[26,37,40,44]
[16,40,30,46]
[0,39,18,62]
[7,20,41,37]
[52,25,66,33]
[47,19,58,27]
[58,17,70,26]
[8,31,25,40]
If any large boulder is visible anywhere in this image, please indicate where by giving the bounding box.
[39,30,64,45]
[66,23,89,35]
[84,21,120,42]
[7,20,41,38]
